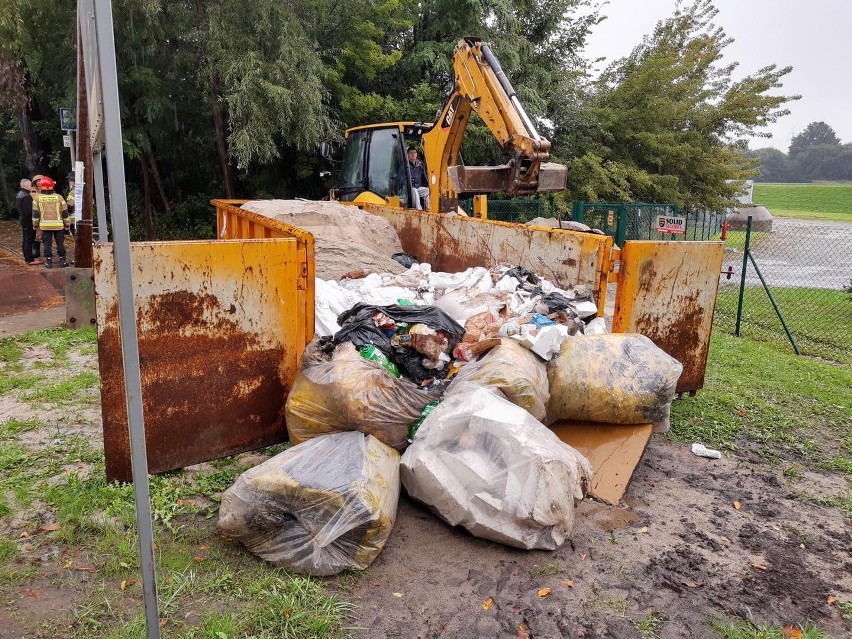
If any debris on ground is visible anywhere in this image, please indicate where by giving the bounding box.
[691,443,722,459]
[222,252,685,574]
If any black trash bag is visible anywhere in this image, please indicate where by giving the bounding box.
[392,252,419,269]
[504,266,540,286]
[334,303,465,383]
[539,291,574,313]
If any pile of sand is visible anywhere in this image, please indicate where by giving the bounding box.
[241,200,406,279]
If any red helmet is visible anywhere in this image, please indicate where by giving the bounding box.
[40,176,55,190]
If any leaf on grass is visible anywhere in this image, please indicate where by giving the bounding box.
[733,501,742,510]
[783,626,803,639]
[199,544,210,551]
[120,579,136,591]
[193,555,205,563]
[220,534,232,542]
[23,589,40,598]
[516,622,532,639]
[537,587,552,598]
[75,565,98,573]
[736,409,747,417]
[392,592,403,598]
[159,619,169,628]
[561,580,574,588]
[40,523,60,532]
[63,560,74,569]
[682,581,703,588]
[827,595,837,605]
[751,563,768,571]
[482,597,494,611]
[19,532,29,539]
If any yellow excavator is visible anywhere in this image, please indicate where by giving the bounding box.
[327,37,567,213]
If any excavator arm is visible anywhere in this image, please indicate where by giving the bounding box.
[421,37,567,213]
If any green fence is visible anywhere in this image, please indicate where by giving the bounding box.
[459,199,724,245]
[573,203,725,245]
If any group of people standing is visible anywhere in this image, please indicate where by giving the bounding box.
[16,173,76,269]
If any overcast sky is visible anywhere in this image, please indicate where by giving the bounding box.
[583,0,851,151]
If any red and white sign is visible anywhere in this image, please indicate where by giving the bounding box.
[656,215,686,235]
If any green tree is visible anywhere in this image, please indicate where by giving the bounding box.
[559,0,797,210]
[745,147,791,182]
[788,121,840,158]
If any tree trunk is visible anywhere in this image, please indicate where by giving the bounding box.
[18,97,45,176]
[147,151,171,214]
[0,152,11,217]
[140,155,155,240]
[210,72,235,198]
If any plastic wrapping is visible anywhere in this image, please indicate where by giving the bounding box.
[545,333,683,426]
[401,385,592,550]
[219,432,400,576]
[286,342,439,450]
[334,303,465,382]
[446,339,549,422]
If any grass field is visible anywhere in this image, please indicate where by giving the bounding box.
[753,183,852,221]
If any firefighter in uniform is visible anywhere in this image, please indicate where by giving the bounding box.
[65,173,76,236]
[31,176,70,268]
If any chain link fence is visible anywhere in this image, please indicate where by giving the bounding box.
[714,216,852,365]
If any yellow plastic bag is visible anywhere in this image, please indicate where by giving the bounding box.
[446,339,548,422]
[219,432,399,575]
[546,333,682,426]
[285,342,439,450]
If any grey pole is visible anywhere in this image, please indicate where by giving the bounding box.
[93,150,109,243]
[92,1,161,637]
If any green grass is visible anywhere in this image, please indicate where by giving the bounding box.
[670,334,852,476]
[19,371,100,404]
[753,183,852,222]
[532,561,560,577]
[634,613,664,638]
[12,325,99,361]
[711,619,833,638]
[714,287,852,366]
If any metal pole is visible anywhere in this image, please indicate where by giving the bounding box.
[734,216,751,337]
[747,249,800,355]
[69,131,77,165]
[93,150,108,243]
[92,1,161,637]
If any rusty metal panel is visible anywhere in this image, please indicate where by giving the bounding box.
[65,268,96,329]
[94,239,306,482]
[365,203,614,305]
[613,241,724,393]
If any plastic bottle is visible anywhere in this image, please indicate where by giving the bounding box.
[358,344,401,378]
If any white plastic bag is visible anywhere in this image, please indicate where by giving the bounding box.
[219,432,400,576]
[401,385,592,550]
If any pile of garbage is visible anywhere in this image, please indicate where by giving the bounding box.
[219,260,683,576]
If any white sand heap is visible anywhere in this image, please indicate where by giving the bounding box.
[240,200,406,279]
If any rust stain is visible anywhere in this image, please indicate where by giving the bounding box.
[634,290,706,392]
[99,292,288,482]
[562,257,578,268]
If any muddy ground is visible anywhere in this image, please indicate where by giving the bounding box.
[341,443,852,638]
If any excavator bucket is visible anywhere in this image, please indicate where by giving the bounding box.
[448,162,567,196]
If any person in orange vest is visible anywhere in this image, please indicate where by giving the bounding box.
[31,176,70,268]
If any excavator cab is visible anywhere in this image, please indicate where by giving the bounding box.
[333,123,432,208]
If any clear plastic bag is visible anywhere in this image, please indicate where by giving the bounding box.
[219,432,400,576]
[401,385,592,550]
[546,333,683,426]
[446,339,549,422]
[285,342,440,450]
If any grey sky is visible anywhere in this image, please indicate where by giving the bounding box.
[583,0,851,151]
